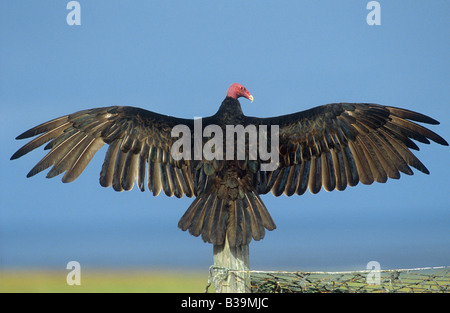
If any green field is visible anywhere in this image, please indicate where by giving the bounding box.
[0,269,208,293]
[2,268,448,293]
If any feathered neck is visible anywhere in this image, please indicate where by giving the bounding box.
[215,97,244,122]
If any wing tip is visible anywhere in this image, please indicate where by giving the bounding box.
[10,153,19,161]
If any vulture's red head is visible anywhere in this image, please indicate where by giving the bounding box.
[226,83,253,102]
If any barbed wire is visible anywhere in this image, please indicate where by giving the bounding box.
[206,266,450,293]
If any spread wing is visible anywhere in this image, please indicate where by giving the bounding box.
[246,103,448,196]
[11,106,197,198]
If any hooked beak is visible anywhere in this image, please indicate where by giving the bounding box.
[248,95,254,103]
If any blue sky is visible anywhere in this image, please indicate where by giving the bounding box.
[0,1,449,272]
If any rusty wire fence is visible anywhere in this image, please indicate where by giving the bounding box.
[206,266,450,293]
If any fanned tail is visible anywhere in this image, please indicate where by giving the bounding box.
[178,189,276,247]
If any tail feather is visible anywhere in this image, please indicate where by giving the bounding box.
[190,194,213,236]
[244,192,265,241]
[251,191,276,230]
[177,196,203,233]
[201,195,218,243]
[178,189,276,247]
[210,198,227,245]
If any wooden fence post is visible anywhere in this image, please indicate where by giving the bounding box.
[213,238,250,293]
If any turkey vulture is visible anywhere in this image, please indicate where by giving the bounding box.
[11,83,448,247]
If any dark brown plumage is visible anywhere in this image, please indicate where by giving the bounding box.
[11,83,448,247]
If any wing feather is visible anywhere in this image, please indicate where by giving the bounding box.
[62,137,105,183]
[12,106,196,197]
[246,102,447,196]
